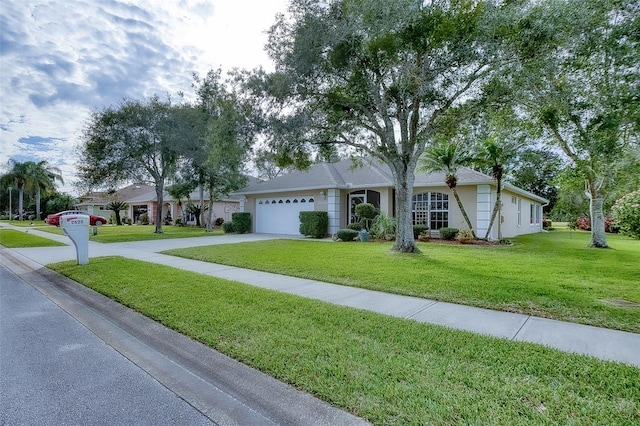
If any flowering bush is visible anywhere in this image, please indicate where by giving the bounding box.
[612,190,640,239]
[575,216,591,231]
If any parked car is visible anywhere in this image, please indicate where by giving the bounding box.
[45,210,107,227]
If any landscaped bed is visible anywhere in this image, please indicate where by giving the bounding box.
[162,230,640,333]
[49,256,639,425]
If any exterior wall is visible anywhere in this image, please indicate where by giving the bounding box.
[486,189,544,239]
[242,185,545,237]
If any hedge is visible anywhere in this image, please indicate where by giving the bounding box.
[299,211,329,238]
[231,212,251,234]
[336,229,359,242]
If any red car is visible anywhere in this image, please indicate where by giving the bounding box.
[45,210,107,227]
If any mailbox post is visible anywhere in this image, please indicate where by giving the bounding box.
[60,212,90,265]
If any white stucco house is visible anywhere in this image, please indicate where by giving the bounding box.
[233,159,548,239]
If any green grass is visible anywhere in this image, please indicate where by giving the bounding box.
[163,230,640,333]
[0,219,47,227]
[49,257,640,425]
[39,224,224,243]
[0,229,65,248]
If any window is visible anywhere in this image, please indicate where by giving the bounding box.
[412,192,449,230]
[530,203,541,225]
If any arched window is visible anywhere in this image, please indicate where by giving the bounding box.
[412,192,449,230]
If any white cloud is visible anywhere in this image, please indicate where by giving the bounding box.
[0,0,288,194]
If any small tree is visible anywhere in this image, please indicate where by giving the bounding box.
[106,200,129,226]
[612,190,640,239]
[355,202,377,231]
[420,141,476,238]
[186,203,205,227]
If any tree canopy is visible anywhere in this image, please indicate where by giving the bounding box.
[515,0,640,247]
[254,0,520,252]
[78,96,186,233]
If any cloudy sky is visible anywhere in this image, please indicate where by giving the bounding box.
[0,0,288,194]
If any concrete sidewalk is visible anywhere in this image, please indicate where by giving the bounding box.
[3,223,640,368]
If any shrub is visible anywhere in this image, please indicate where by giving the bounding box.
[542,218,552,229]
[456,229,474,243]
[355,202,377,230]
[125,217,132,225]
[439,227,459,240]
[612,190,640,239]
[174,217,184,226]
[222,221,235,233]
[336,229,358,242]
[575,216,591,231]
[231,212,251,234]
[299,211,329,238]
[347,222,363,231]
[605,217,619,233]
[413,225,429,239]
[140,212,149,225]
[371,213,396,240]
[214,217,224,227]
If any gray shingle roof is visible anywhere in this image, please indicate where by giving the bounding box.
[237,159,492,194]
[235,159,548,203]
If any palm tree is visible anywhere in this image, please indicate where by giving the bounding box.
[106,200,129,225]
[476,136,521,240]
[28,161,64,220]
[1,160,31,220]
[420,141,476,238]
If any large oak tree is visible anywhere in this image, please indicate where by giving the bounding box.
[256,0,521,252]
[78,96,187,233]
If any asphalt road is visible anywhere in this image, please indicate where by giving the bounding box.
[0,263,213,426]
[0,250,368,426]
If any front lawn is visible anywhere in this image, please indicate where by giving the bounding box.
[49,257,640,425]
[0,219,47,227]
[40,224,223,243]
[163,230,640,333]
[0,229,65,248]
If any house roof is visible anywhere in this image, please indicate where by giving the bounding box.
[235,159,548,203]
[77,182,246,206]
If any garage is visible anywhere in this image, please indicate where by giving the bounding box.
[255,196,315,234]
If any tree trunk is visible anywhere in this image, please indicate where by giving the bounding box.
[154,185,164,234]
[451,187,476,238]
[205,184,214,232]
[390,162,419,253]
[36,188,41,220]
[199,185,205,228]
[484,180,502,240]
[114,210,122,226]
[587,193,608,248]
[18,187,24,221]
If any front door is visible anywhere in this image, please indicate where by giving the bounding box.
[349,193,365,224]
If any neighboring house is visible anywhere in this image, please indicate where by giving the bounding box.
[234,159,548,238]
[76,184,242,225]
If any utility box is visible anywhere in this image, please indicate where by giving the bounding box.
[60,212,90,265]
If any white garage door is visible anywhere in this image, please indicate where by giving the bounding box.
[256,196,315,234]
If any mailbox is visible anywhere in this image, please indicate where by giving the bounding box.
[60,212,90,265]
